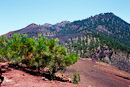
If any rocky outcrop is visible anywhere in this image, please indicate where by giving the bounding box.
[55,73,72,83]
[91,47,113,63]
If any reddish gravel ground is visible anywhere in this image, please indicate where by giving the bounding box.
[64,58,130,87]
[1,67,88,87]
[1,58,130,87]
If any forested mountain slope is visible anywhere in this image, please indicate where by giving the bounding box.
[62,33,130,72]
[58,12,130,46]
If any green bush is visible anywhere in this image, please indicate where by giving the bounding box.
[0,33,79,75]
[73,72,80,84]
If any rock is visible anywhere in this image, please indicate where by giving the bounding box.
[104,56,110,63]
[42,77,49,81]
[68,78,72,83]
[55,73,72,83]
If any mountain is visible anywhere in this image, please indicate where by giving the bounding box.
[3,12,130,46]
[1,12,130,87]
[2,12,130,72]
[42,21,70,31]
[58,12,130,46]
[4,12,130,46]
[4,23,51,38]
[3,21,70,39]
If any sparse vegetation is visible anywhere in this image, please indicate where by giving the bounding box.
[64,33,130,59]
[62,32,130,72]
[73,72,80,84]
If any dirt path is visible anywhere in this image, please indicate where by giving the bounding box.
[1,68,88,87]
[64,58,130,87]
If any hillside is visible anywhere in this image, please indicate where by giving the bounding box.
[0,62,87,87]
[62,33,130,72]
[58,12,130,46]
[1,12,130,87]
[1,58,130,87]
[64,58,130,87]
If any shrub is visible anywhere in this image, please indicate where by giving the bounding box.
[73,72,80,84]
[0,33,79,75]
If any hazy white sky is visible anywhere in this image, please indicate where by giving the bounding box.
[0,0,130,35]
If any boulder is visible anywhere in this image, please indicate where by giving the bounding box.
[55,73,72,83]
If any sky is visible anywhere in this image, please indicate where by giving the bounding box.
[0,0,130,35]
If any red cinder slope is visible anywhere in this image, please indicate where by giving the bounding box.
[64,58,130,87]
[1,67,88,87]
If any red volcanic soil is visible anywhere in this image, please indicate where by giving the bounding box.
[1,58,130,87]
[64,58,130,87]
[1,65,88,87]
